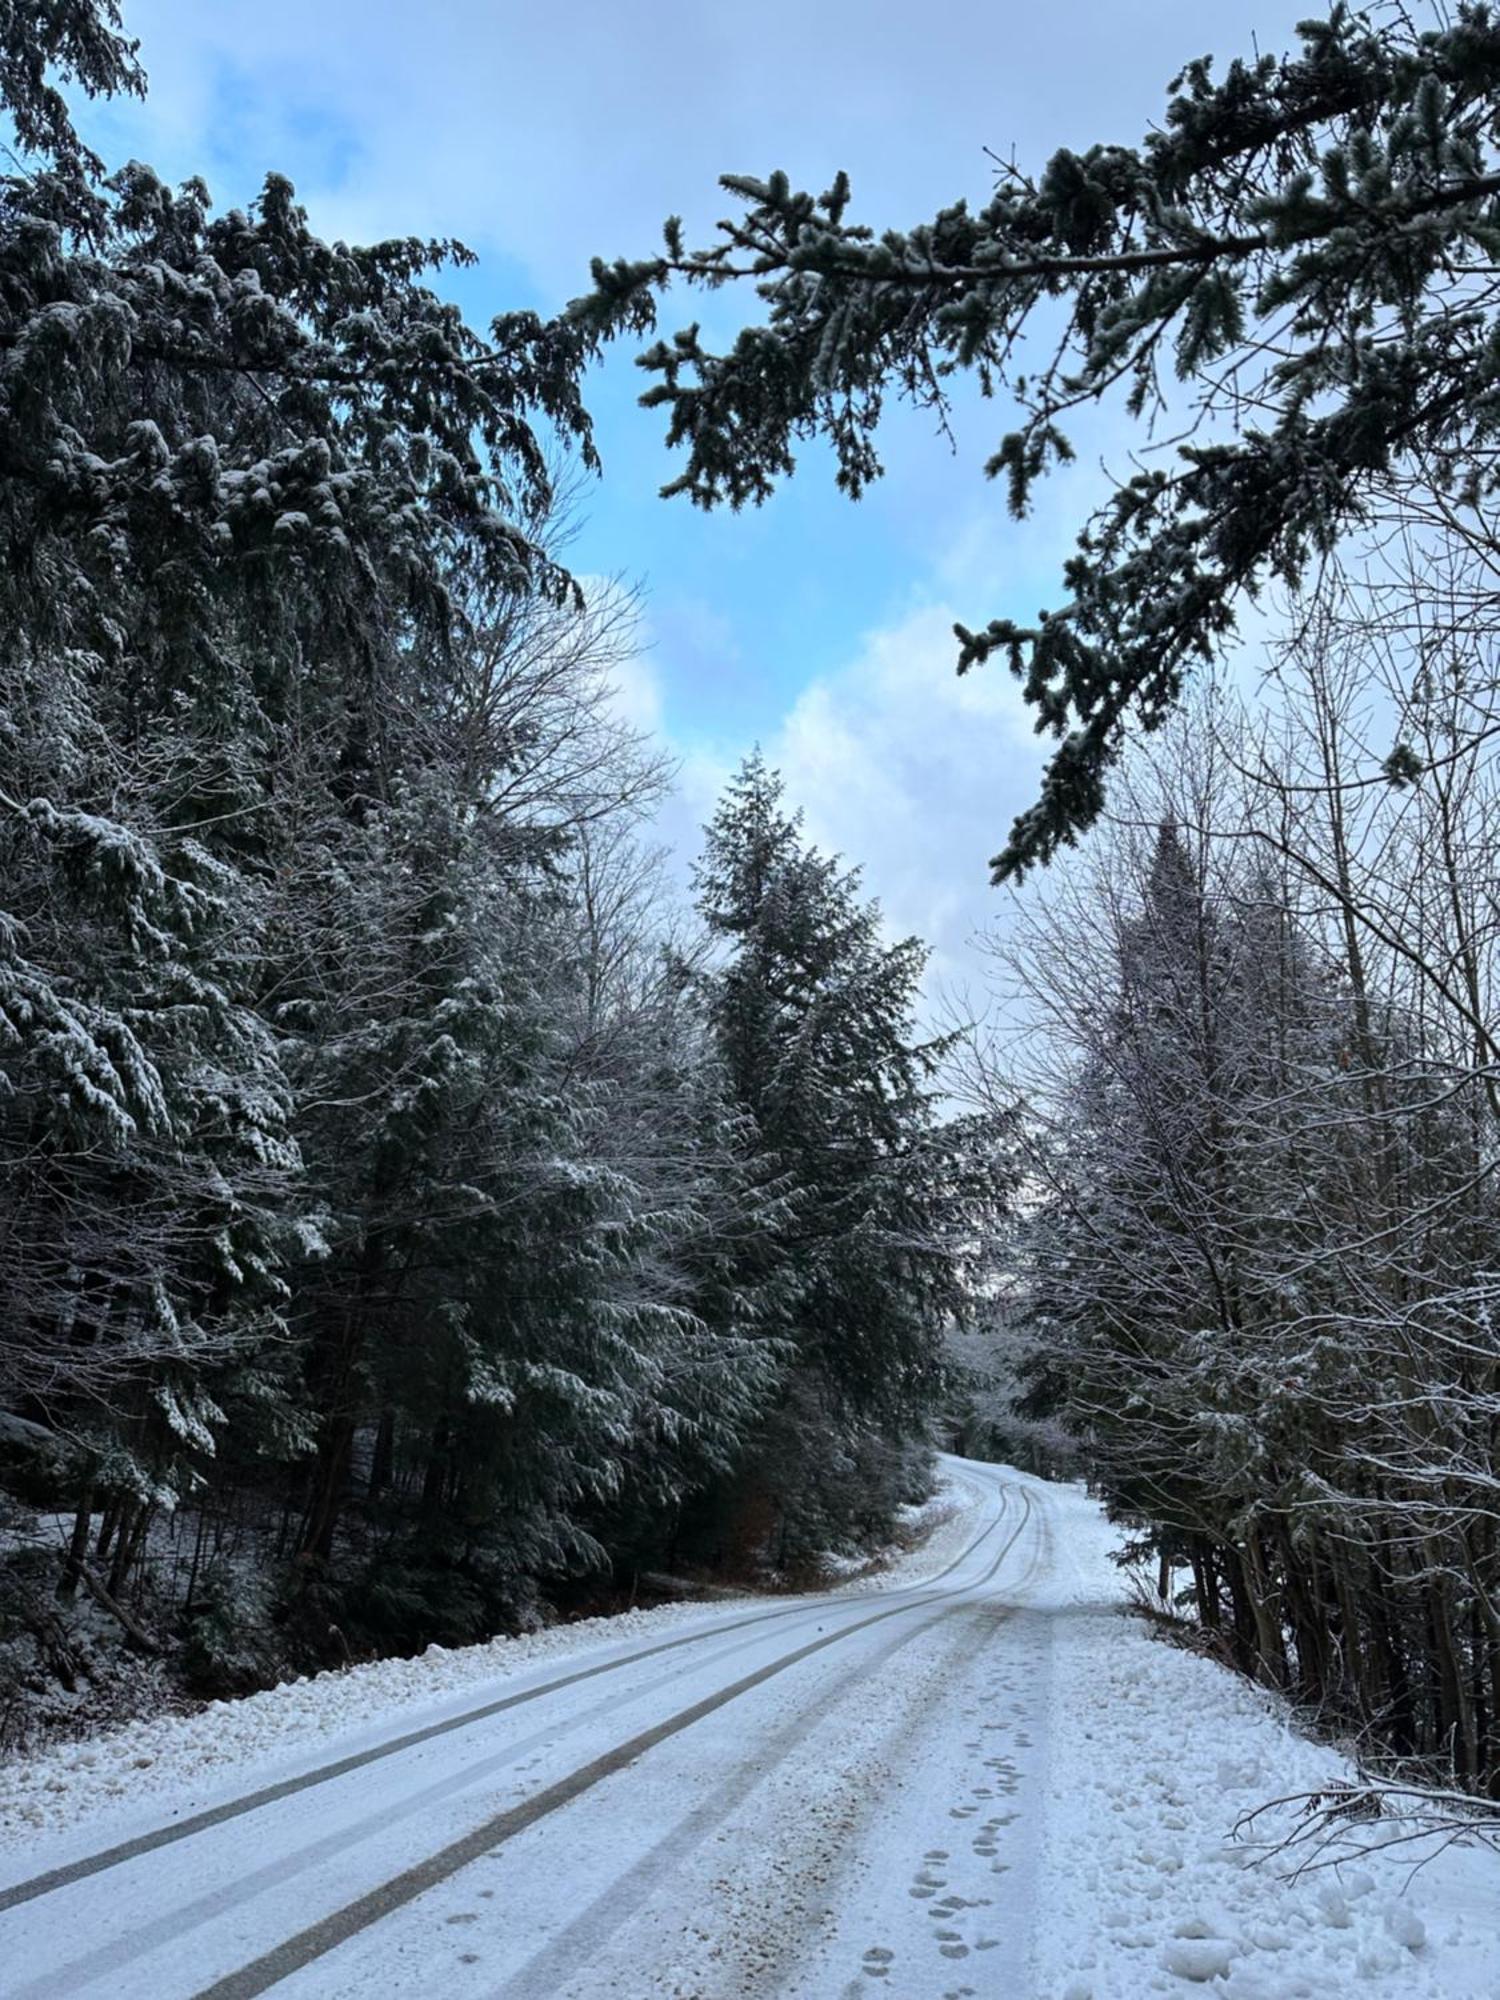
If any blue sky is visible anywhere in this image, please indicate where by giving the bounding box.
[83,0,1315,1004]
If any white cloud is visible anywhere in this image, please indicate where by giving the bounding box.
[626,595,1048,1016]
[603,649,667,740]
[766,602,1043,1003]
[110,0,1313,306]
[94,0,1297,1022]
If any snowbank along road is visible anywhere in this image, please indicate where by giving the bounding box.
[1,1459,1495,1998]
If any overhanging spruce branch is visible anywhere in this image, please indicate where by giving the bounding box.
[576,5,1500,881]
[643,168,1500,289]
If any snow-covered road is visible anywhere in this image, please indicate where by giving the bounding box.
[2,1461,1495,1998]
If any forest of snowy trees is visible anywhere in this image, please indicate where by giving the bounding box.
[581,2,1500,1800]
[0,3,1009,1737]
[5,0,1500,1816]
[973,553,1500,1791]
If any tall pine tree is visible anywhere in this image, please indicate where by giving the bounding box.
[689,755,989,1562]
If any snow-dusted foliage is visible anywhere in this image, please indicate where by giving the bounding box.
[560,0,1500,1804]
[990,637,1500,1794]
[577,8,1500,880]
[0,5,984,1736]
[678,755,1013,1567]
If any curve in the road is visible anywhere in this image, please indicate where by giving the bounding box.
[192,1487,1035,2000]
[492,1570,1024,1998]
[0,1475,1006,1920]
[0,1470,1036,2000]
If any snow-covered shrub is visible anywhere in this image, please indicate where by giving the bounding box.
[179,1560,288,1696]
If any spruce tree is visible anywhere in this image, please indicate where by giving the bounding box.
[691,755,988,1559]
[0,0,598,1632]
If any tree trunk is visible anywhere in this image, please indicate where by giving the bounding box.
[56,1491,94,1602]
[368,1405,396,1498]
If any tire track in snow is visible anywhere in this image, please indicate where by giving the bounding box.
[191,1487,1034,2000]
[492,1506,1045,2000]
[14,1506,1025,2000]
[484,1607,964,1998]
[8,1613,891,2000]
[0,1481,1006,1920]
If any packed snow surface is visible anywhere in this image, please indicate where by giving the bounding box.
[0,1477,968,1849]
[0,1461,1493,1997]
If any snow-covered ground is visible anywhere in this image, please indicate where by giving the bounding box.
[1007,1470,1498,2000]
[0,1477,968,1850]
[0,1461,1493,1998]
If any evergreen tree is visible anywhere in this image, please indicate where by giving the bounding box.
[0,0,1010,1730]
[0,0,594,1497]
[690,755,998,1560]
[1009,784,1500,1783]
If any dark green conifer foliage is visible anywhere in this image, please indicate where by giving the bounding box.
[690,755,994,1558]
[0,3,597,1550]
[0,2,798,1686]
[0,3,1002,1718]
